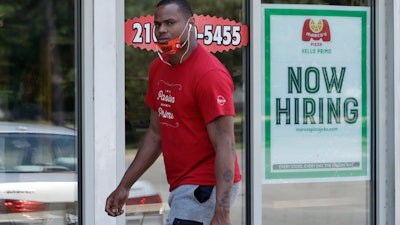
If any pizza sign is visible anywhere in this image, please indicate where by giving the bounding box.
[125,14,248,53]
[302,19,331,42]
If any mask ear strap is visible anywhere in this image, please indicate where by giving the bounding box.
[179,25,191,64]
[154,24,172,66]
[157,51,172,66]
[178,21,193,49]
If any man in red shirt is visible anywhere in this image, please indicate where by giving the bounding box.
[105,0,241,224]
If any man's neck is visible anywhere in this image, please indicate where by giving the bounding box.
[168,41,198,66]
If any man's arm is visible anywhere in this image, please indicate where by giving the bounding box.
[207,115,236,225]
[105,110,162,217]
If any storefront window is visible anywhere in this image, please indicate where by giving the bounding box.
[258,1,372,225]
[0,1,78,224]
[124,0,246,224]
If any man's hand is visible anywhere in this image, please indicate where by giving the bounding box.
[105,110,162,217]
[105,187,129,217]
[210,210,232,225]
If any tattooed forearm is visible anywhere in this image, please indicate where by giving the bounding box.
[219,188,232,208]
[212,117,236,210]
[212,119,236,154]
[214,119,226,136]
[218,170,234,208]
[223,170,234,183]
[151,134,160,144]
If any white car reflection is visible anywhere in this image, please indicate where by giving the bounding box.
[0,122,167,225]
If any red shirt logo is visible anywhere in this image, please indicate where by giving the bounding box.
[302,19,331,42]
[217,95,227,106]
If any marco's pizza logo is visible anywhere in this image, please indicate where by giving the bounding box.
[302,19,331,42]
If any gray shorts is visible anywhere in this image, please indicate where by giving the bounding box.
[165,183,239,225]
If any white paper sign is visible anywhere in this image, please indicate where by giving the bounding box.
[262,5,370,183]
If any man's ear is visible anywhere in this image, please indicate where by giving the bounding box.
[189,16,195,29]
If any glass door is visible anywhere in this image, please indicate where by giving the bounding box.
[0,1,79,224]
[124,0,247,224]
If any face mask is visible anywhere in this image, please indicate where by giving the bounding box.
[156,38,183,55]
[155,20,191,55]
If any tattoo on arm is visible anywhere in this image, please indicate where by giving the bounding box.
[213,119,235,154]
[214,119,226,135]
[223,170,234,183]
[218,170,234,208]
[219,189,232,208]
[214,119,236,209]
[151,134,159,144]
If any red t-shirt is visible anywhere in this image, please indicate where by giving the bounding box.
[145,45,242,191]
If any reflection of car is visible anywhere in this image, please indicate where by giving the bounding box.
[0,122,167,225]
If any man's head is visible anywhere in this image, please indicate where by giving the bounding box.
[156,0,193,20]
[154,0,196,57]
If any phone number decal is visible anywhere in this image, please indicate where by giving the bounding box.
[125,14,248,53]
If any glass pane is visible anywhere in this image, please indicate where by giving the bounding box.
[259,1,371,225]
[0,1,78,224]
[124,0,246,224]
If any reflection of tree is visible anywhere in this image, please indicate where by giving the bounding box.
[44,0,64,125]
[0,0,75,124]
